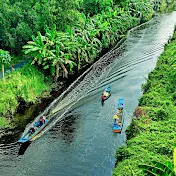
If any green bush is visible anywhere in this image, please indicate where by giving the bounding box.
[0,116,11,128]
[0,64,51,117]
[126,118,142,140]
[115,146,132,164]
[82,0,113,16]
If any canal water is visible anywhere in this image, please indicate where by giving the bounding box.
[0,12,176,176]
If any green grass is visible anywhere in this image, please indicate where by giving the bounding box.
[0,116,11,128]
[113,29,176,176]
[0,64,52,122]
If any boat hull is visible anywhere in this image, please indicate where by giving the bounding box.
[112,98,124,133]
[18,119,49,143]
[101,85,111,103]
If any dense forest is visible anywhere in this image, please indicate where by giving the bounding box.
[113,29,176,175]
[0,0,175,124]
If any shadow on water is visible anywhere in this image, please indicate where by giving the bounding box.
[49,112,81,144]
[18,141,31,155]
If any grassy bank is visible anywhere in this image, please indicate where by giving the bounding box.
[0,64,51,128]
[113,29,176,175]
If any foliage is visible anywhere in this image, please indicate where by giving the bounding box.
[113,29,176,175]
[82,0,113,16]
[0,64,51,117]
[23,6,141,78]
[0,116,11,128]
[0,49,11,78]
[0,0,80,52]
[139,161,175,176]
[23,25,77,78]
[0,49,11,65]
[21,0,173,80]
[115,146,132,163]
[0,0,172,54]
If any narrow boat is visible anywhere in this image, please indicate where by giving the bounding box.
[101,85,111,105]
[18,119,49,143]
[112,98,124,133]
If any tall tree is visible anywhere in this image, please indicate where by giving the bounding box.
[0,49,11,79]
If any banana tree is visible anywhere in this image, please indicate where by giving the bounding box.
[45,24,57,45]
[139,161,176,176]
[23,31,50,66]
[74,29,91,65]
[0,49,11,79]
[49,45,76,79]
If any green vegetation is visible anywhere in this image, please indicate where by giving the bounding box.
[0,0,171,53]
[0,64,51,128]
[23,0,173,79]
[0,116,11,128]
[0,49,11,79]
[174,147,176,173]
[0,0,174,128]
[139,160,175,176]
[113,30,176,175]
[0,0,80,52]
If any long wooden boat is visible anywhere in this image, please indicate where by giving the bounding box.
[101,85,111,104]
[18,119,49,143]
[112,98,124,133]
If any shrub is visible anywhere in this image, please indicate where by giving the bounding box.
[115,146,131,164]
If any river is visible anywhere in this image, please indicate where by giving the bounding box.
[0,12,176,176]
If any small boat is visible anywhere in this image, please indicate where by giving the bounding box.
[18,119,49,143]
[112,98,124,133]
[101,85,111,104]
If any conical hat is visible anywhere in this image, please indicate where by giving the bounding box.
[113,115,118,119]
[103,92,108,96]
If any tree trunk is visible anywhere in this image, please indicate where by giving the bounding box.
[2,64,4,79]
[56,62,59,80]
[78,54,80,70]
[61,63,68,78]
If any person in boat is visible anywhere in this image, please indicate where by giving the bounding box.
[103,91,109,97]
[36,116,46,128]
[40,116,46,126]
[28,127,35,135]
[113,115,119,124]
[101,94,105,101]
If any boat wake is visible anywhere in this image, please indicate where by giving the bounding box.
[23,12,176,140]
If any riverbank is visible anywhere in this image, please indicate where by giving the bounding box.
[113,27,176,175]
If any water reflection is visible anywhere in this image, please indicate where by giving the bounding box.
[49,112,81,144]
